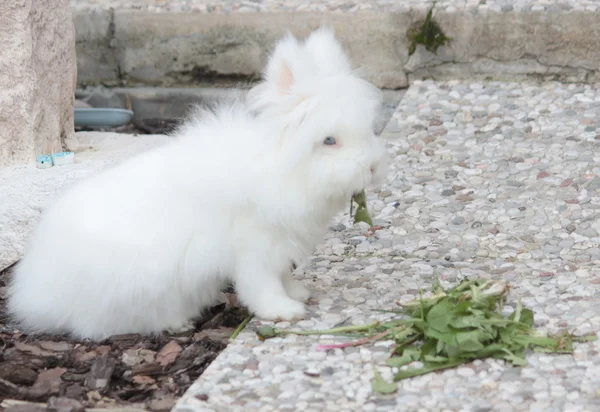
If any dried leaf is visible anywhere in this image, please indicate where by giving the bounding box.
[29,367,67,399]
[38,341,73,352]
[84,353,114,393]
[0,378,23,397]
[132,362,163,376]
[86,391,101,402]
[122,349,156,367]
[0,363,38,385]
[148,397,177,411]
[132,375,156,385]
[194,327,236,344]
[13,342,54,357]
[156,340,182,367]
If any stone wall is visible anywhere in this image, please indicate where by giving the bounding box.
[0,0,77,168]
[72,7,600,90]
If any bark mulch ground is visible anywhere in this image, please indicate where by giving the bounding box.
[0,267,248,412]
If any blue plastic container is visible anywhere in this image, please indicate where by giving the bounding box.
[74,108,134,128]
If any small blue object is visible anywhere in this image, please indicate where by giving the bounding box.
[51,151,75,166]
[37,154,53,169]
[74,108,134,128]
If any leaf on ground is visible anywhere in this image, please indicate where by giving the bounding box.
[156,340,183,367]
[425,299,454,332]
[449,315,481,329]
[499,348,528,367]
[423,354,449,363]
[518,308,534,327]
[255,278,597,385]
[371,367,397,394]
[351,191,374,227]
[354,206,373,227]
[386,347,420,367]
[423,327,457,347]
[455,331,486,352]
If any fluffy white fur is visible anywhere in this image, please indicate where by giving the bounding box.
[6,27,389,340]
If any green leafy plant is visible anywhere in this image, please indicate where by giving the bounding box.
[350,190,373,227]
[255,279,596,393]
[408,5,450,56]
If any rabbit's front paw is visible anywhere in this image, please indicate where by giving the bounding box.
[283,277,312,302]
[253,297,306,321]
[164,320,196,335]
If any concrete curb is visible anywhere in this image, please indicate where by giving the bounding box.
[73,7,600,90]
[0,132,170,272]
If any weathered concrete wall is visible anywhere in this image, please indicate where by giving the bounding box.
[73,9,120,86]
[74,11,413,89]
[0,0,77,167]
[112,11,411,89]
[405,10,600,83]
[72,8,600,89]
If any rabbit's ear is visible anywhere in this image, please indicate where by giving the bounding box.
[264,33,301,94]
[303,26,352,77]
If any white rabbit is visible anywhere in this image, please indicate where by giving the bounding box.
[6,27,388,340]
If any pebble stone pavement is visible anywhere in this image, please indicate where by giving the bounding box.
[172,80,600,412]
[70,0,600,13]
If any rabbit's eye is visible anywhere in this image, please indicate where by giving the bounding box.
[323,136,336,145]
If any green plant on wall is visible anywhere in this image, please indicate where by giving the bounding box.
[408,6,450,56]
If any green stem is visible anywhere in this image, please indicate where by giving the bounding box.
[277,322,382,337]
[230,314,253,340]
[400,293,447,308]
[322,325,410,350]
[394,358,465,381]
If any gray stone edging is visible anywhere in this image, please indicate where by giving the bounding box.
[171,78,600,412]
[74,7,600,90]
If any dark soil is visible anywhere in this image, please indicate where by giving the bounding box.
[0,267,248,412]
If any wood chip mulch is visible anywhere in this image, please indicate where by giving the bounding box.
[0,267,248,412]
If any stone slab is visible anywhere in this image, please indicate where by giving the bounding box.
[0,132,170,272]
[0,0,77,167]
[71,1,600,89]
[173,79,600,411]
